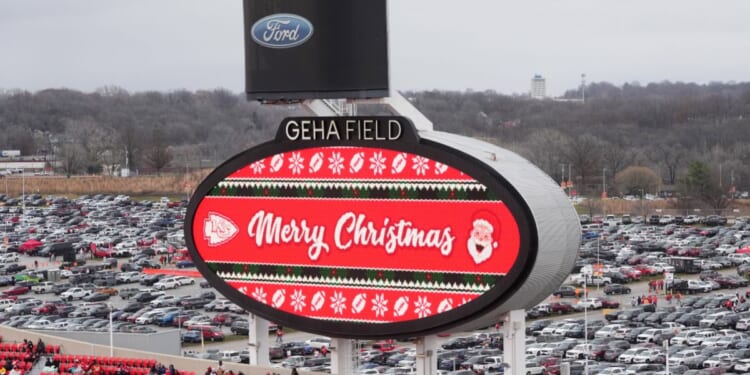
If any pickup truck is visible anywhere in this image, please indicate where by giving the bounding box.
[473,355,504,371]
[31,282,55,294]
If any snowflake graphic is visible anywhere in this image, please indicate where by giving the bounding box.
[328,152,345,175]
[369,152,386,175]
[371,294,389,318]
[414,296,432,318]
[412,156,430,176]
[249,161,265,174]
[330,291,347,315]
[252,287,267,304]
[238,286,248,295]
[288,152,305,175]
[290,290,306,312]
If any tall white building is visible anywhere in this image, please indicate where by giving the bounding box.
[530,74,546,99]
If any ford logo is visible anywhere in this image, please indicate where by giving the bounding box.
[251,13,313,49]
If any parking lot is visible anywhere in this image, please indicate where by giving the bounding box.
[3,195,750,373]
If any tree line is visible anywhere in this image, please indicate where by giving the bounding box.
[1,81,750,209]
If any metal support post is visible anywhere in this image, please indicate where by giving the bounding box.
[330,338,353,375]
[502,309,526,375]
[415,335,439,375]
[247,313,270,366]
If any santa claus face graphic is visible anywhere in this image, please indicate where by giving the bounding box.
[467,217,498,265]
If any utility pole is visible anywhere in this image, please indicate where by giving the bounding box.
[581,74,586,103]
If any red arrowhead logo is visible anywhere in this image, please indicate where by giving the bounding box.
[203,212,239,246]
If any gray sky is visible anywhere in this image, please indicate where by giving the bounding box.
[1,0,749,96]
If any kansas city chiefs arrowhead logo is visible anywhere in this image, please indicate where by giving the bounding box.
[203,212,238,246]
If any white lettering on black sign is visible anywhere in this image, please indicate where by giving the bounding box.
[284,118,403,141]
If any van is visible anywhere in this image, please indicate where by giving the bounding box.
[217,350,241,363]
[737,318,750,331]
[0,299,14,311]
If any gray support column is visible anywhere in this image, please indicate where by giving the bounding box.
[502,309,526,375]
[247,313,270,366]
[415,335,440,375]
[330,338,353,375]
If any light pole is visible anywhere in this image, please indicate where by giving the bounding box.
[583,277,588,375]
[108,304,114,356]
[664,339,669,375]
[21,170,25,223]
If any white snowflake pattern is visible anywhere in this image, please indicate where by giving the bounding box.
[328,152,345,175]
[252,287,267,304]
[249,161,265,174]
[414,296,432,318]
[330,291,347,315]
[238,286,248,295]
[288,152,305,175]
[371,294,389,317]
[290,289,306,312]
[369,152,386,175]
[412,156,430,176]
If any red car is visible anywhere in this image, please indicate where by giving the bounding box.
[634,265,657,276]
[92,247,113,258]
[2,285,30,296]
[211,313,238,326]
[550,302,574,314]
[31,303,58,315]
[599,298,620,308]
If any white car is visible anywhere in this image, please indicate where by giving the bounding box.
[735,358,750,372]
[651,262,676,273]
[574,298,603,310]
[0,254,19,263]
[61,288,92,301]
[305,337,331,349]
[150,295,179,307]
[617,348,648,363]
[525,361,545,375]
[115,271,140,283]
[595,324,624,339]
[565,344,593,359]
[683,215,701,224]
[174,276,194,286]
[716,244,739,255]
[631,348,664,363]
[597,368,625,375]
[154,277,181,290]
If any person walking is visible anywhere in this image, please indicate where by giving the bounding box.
[276,326,284,344]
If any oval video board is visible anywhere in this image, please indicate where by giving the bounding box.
[186,117,538,338]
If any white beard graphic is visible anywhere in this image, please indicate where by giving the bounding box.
[467,219,496,265]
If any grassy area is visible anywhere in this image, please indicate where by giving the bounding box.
[1,171,210,197]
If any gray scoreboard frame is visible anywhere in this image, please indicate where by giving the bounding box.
[185,118,581,338]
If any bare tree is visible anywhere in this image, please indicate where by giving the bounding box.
[59,143,84,178]
[657,145,684,186]
[614,166,662,196]
[564,134,606,194]
[143,128,173,175]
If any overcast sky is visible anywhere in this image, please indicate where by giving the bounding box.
[1,0,749,96]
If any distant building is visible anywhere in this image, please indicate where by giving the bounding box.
[530,74,546,99]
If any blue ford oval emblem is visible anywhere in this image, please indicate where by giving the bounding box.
[251,13,314,49]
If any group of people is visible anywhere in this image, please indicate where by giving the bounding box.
[205,361,245,375]
[631,294,662,306]
[148,363,179,375]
